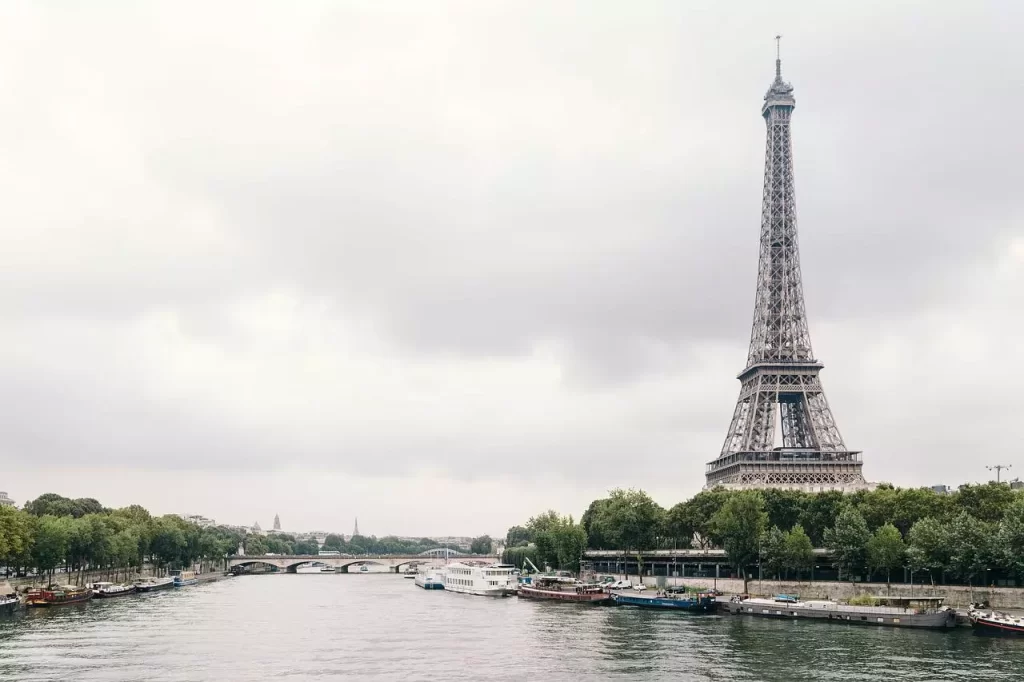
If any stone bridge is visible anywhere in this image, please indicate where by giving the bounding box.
[228,553,499,574]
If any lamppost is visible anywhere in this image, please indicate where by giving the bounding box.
[987,464,1012,483]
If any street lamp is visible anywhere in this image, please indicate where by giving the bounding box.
[987,464,1012,483]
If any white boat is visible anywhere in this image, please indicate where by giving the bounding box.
[295,564,335,574]
[89,581,136,598]
[442,562,515,597]
[414,569,445,590]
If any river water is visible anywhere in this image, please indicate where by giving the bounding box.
[1,575,1022,681]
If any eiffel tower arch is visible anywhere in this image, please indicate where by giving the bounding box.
[705,45,868,492]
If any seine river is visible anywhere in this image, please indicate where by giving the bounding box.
[1,575,1022,681]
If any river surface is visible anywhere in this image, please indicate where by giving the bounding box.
[1,575,1022,681]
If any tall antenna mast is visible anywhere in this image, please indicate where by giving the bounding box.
[775,35,782,78]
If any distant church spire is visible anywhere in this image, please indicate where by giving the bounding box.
[273,513,281,531]
[353,517,360,537]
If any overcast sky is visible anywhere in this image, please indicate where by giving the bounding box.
[1,1,1021,537]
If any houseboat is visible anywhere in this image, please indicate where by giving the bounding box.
[26,585,93,607]
[414,569,445,590]
[443,562,515,597]
[968,606,1024,636]
[89,582,136,598]
[170,570,199,587]
[726,594,956,629]
[518,576,611,604]
[0,582,19,615]
[134,576,175,592]
[612,589,716,612]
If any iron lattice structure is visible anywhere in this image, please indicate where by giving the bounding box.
[705,51,866,491]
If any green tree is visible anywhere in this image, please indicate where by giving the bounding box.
[580,499,611,549]
[671,488,730,549]
[504,526,531,548]
[150,516,187,569]
[954,483,1016,524]
[759,525,787,580]
[502,544,540,571]
[31,515,71,582]
[906,517,949,586]
[470,535,493,555]
[824,506,870,581]
[293,538,320,555]
[0,506,34,576]
[592,489,665,555]
[857,486,898,531]
[762,489,807,535]
[798,491,846,546]
[997,496,1024,581]
[866,523,905,583]
[946,512,993,586]
[711,491,767,592]
[783,524,815,580]
[244,534,268,556]
[322,534,346,552]
[550,520,588,573]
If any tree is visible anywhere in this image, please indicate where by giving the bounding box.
[946,512,993,586]
[711,491,767,592]
[671,488,730,549]
[954,483,1016,524]
[322,534,346,552]
[293,538,320,555]
[592,489,665,556]
[783,524,815,580]
[998,496,1024,581]
[580,499,611,549]
[470,535,493,555]
[866,523,905,583]
[243,534,267,556]
[906,517,949,586]
[550,520,588,573]
[762,489,807,535]
[824,506,870,581]
[504,526,531,548]
[31,515,71,582]
[798,491,846,546]
[0,506,34,576]
[759,526,787,580]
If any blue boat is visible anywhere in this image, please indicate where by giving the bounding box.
[612,591,716,613]
[169,570,199,587]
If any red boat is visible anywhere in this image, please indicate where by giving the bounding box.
[518,577,612,604]
[26,585,93,607]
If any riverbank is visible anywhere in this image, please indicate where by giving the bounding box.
[622,574,1024,609]
[8,567,230,591]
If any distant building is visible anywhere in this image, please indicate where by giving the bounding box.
[252,521,264,536]
[273,514,281,531]
[180,514,216,527]
[1011,479,1023,491]
[0,492,14,507]
[353,517,360,537]
[930,485,953,495]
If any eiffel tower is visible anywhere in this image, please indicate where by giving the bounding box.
[705,41,866,491]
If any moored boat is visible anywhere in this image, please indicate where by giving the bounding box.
[89,582,136,598]
[612,589,715,612]
[414,569,445,590]
[0,582,19,615]
[443,562,515,597]
[518,576,611,604]
[726,594,956,629]
[169,570,199,587]
[968,606,1024,636]
[26,585,93,607]
[134,577,174,592]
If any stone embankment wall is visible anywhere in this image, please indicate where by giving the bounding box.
[621,575,1024,610]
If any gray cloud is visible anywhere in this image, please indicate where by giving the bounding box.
[1,1,1022,528]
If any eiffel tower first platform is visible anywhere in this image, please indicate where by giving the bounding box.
[705,44,868,492]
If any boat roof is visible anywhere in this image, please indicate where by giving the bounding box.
[0,581,13,595]
[871,595,944,603]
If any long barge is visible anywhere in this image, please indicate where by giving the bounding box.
[725,594,956,629]
[612,590,716,612]
[517,577,611,604]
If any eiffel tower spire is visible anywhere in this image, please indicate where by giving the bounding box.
[706,44,866,491]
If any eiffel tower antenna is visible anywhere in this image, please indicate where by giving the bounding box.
[705,44,867,492]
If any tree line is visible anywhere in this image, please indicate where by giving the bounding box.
[502,483,1024,590]
[0,493,244,584]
